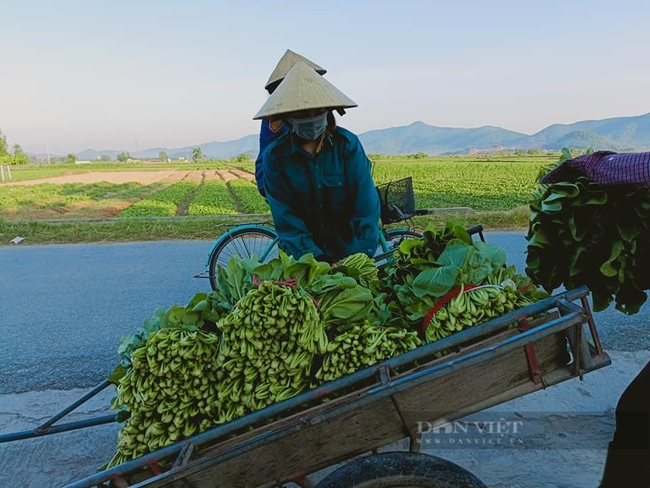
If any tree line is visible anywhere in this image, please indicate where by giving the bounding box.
[0,130,29,165]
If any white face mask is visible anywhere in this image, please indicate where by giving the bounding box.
[290,112,328,140]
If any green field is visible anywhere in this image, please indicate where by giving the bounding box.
[3,161,255,182]
[0,155,555,243]
[372,156,552,210]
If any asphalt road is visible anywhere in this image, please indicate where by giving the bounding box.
[0,232,648,395]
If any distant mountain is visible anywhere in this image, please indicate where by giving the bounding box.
[358,121,526,154]
[551,131,626,151]
[76,149,122,160]
[511,112,650,151]
[135,135,259,160]
[77,135,258,161]
[69,112,650,160]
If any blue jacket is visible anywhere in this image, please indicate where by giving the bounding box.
[255,119,289,197]
[263,127,380,261]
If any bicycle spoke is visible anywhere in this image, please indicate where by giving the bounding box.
[216,233,277,269]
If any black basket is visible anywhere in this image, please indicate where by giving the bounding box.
[376,177,416,224]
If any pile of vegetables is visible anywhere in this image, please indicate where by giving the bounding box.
[526,154,650,314]
[381,222,547,338]
[105,224,548,467]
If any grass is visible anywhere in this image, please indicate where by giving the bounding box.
[0,208,530,246]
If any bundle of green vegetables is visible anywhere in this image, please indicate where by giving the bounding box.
[216,281,324,411]
[107,327,221,468]
[382,224,547,341]
[316,320,421,382]
[526,160,650,314]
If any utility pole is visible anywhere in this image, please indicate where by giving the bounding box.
[46,141,51,165]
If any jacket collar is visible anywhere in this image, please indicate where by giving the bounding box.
[288,129,334,157]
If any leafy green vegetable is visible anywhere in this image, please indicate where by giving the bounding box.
[412,266,458,298]
[526,153,650,314]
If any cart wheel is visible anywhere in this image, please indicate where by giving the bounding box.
[315,452,487,488]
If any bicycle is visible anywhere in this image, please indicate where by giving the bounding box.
[200,177,457,291]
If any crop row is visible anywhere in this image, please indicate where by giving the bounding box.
[187,180,238,215]
[227,179,269,214]
[120,181,198,217]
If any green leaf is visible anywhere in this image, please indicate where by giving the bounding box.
[320,285,374,322]
[527,229,550,248]
[191,300,210,312]
[550,182,580,197]
[460,249,494,285]
[252,258,283,281]
[399,238,424,256]
[452,225,472,245]
[599,241,624,277]
[437,239,471,268]
[166,306,186,326]
[617,221,640,243]
[473,241,507,271]
[569,245,589,277]
[108,364,126,385]
[181,311,201,326]
[142,316,160,335]
[541,200,563,213]
[412,266,458,298]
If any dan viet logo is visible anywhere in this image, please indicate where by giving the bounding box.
[416,418,525,447]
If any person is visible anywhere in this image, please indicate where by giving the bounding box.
[599,360,650,487]
[541,151,650,486]
[255,50,327,198]
[253,61,380,263]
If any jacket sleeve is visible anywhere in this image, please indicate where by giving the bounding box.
[263,149,325,259]
[345,136,380,257]
[254,120,269,197]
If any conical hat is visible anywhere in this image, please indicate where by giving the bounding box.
[264,49,326,91]
[254,62,357,120]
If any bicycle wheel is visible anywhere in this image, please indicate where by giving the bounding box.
[375,229,422,257]
[316,452,487,488]
[208,226,279,291]
[384,229,423,251]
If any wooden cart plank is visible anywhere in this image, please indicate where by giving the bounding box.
[186,398,406,488]
[392,332,570,430]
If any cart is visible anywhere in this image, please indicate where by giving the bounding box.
[1,284,610,488]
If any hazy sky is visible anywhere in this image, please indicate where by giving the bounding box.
[1,0,649,154]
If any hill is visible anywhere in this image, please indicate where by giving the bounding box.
[69,112,650,159]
